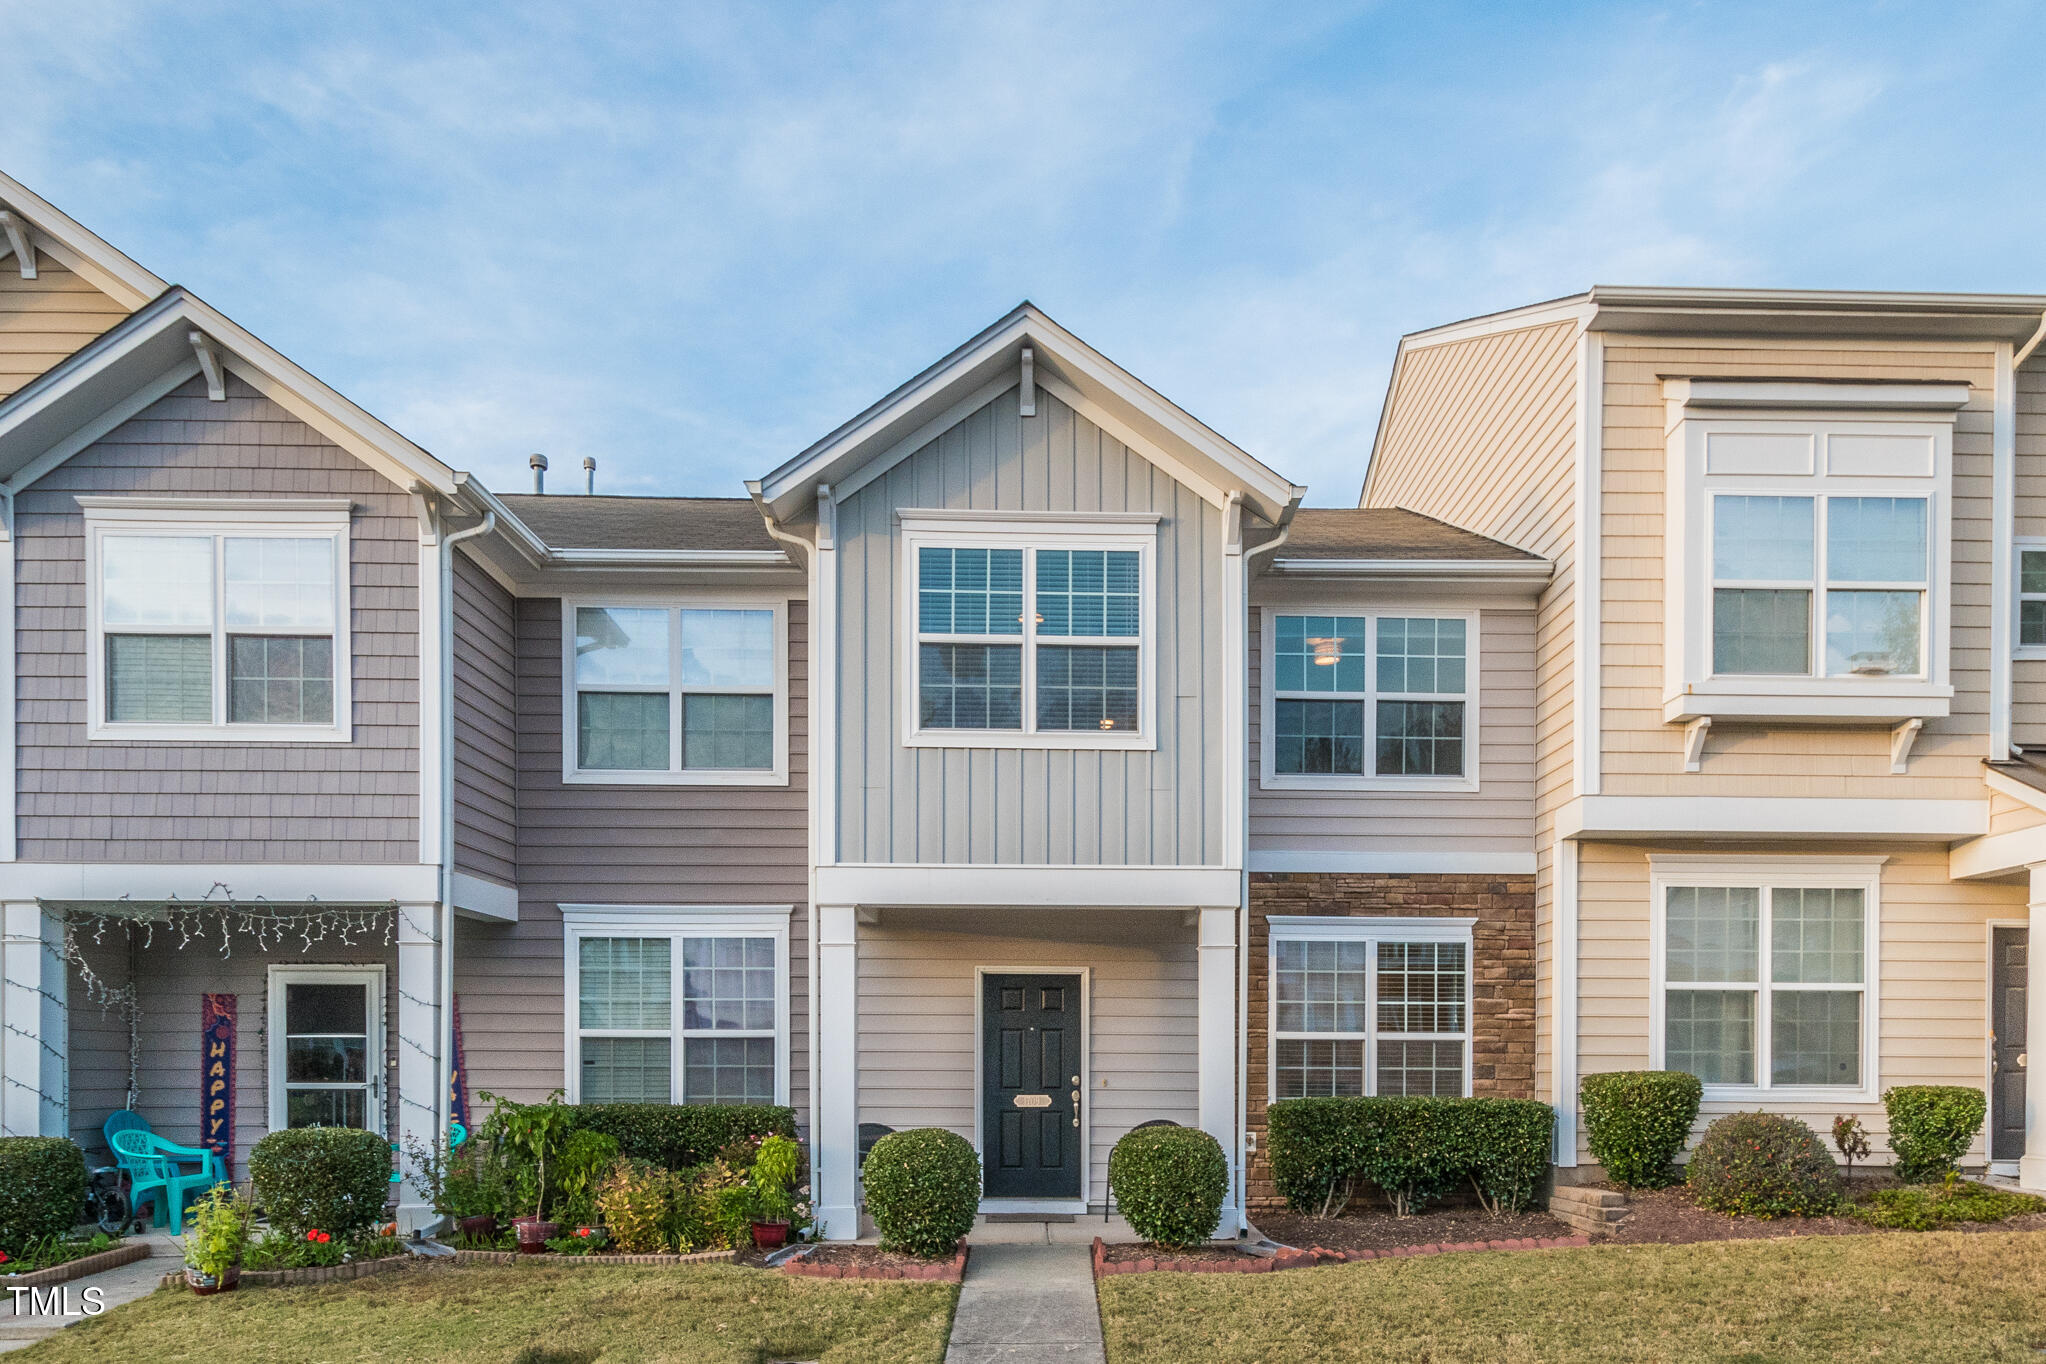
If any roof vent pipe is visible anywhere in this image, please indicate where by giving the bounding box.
[583,456,596,495]
[529,453,548,494]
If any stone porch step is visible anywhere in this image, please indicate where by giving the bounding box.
[1546,1185,1628,1237]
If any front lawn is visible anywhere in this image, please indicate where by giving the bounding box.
[1098,1230,2046,1363]
[20,1263,956,1364]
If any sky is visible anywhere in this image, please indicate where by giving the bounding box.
[8,1,2046,505]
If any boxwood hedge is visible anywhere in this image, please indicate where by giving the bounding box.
[1580,1071,1703,1188]
[250,1127,391,1237]
[566,1103,796,1170]
[861,1128,980,1257]
[1109,1126,1228,1248]
[0,1137,86,1254]
[1883,1085,1986,1183]
[1265,1096,1554,1217]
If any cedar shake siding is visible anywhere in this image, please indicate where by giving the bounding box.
[14,372,419,861]
[451,548,517,885]
[0,254,131,400]
[451,595,812,1125]
[1244,871,1536,1210]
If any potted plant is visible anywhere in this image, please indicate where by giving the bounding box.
[180,1185,251,1294]
[748,1135,802,1251]
[482,1089,575,1254]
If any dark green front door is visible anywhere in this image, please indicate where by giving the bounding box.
[982,974,1082,1199]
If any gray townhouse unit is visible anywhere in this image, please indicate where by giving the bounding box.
[3,167,2044,1237]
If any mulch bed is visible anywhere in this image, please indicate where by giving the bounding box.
[1598,1179,2046,1246]
[1098,1243,1261,1267]
[781,1243,968,1282]
[1256,1206,1575,1256]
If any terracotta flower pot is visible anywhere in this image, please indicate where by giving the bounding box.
[457,1214,498,1242]
[513,1218,561,1254]
[185,1265,240,1295]
[751,1220,790,1250]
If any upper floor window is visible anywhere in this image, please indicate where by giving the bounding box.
[83,498,352,742]
[563,598,788,785]
[899,513,1157,750]
[1259,609,1477,791]
[2016,543,2046,655]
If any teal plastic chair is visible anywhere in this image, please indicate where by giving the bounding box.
[110,1129,223,1234]
[102,1110,152,1165]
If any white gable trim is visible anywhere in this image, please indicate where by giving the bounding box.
[0,170,166,308]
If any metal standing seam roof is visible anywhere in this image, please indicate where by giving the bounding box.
[1278,508,1541,561]
[493,494,780,553]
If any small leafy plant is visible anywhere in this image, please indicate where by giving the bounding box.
[180,1185,252,1283]
[0,1231,119,1274]
[1883,1086,1987,1184]
[480,1089,578,1222]
[1831,1115,1871,1180]
[749,1135,803,1227]
[596,1160,679,1254]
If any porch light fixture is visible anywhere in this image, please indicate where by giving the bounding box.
[1098,716,1115,730]
[1309,636,1342,666]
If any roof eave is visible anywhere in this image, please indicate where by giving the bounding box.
[1586,285,2046,342]
[1265,556,1552,584]
[0,168,168,308]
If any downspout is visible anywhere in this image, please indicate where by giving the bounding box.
[437,511,495,1156]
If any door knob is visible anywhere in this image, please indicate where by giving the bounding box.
[2021,1053,2030,1069]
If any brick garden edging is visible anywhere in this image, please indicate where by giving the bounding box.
[1090,1234,1591,1277]
[159,1255,414,1290]
[156,1246,737,1289]
[781,1244,968,1282]
[4,1240,150,1289]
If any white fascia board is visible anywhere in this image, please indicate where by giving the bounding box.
[1951,823,2046,881]
[0,169,167,308]
[1247,850,1536,875]
[5,862,442,904]
[1984,767,2046,814]
[815,864,1242,908]
[1662,377,1972,412]
[1263,557,1551,589]
[1558,795,1986,842]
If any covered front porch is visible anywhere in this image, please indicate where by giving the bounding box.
[0,891,450,1229]
[810,900,1243,1241]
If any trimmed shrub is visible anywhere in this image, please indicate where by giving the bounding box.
[862,1128,979,1257]
[1884,1085,1986,1184]
[1109,1127,1227,1249]
[0,1137,86,1254]
[250,1127,392,1237]
[1686,1112,1840,1218]
[1580,1071,1702,1188]
[596,1159,680,1253]
[568,1103,796,1170]
[1264,1096,1556,1218]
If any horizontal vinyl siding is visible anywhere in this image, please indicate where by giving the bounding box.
[1987,789,2046,837]
[0,254,131,399]
[835,382,1225,866]
[452,595,811,1128]
[2012,353,2046,747]
[1246,603,1536,857]
[1573,841,2022,1166]
[451,549,517,885]
[1599,341,1995,797]
[855,908,1198,1206]
[15,372,420,860]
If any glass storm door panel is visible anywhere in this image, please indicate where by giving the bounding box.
[277,974,382,1132]
[981,973,1083,1199]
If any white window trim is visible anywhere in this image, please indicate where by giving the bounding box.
[898,512,1159,751]
[1258,606,1480,792]
[83,498,354,743]
[560,591,791,786]
[1663,408,1956,725]
[266,964,387,1136]
[558,904,793,1106]
[1647,855,1884,1105]
[1264,915,1476,1103]
[2014,537,2046,661]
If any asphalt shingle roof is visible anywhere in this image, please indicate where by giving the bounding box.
[496,494,778,553]
[1279,508,1540,561]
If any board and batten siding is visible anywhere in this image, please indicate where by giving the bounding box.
[834,382,1226,866]
[14,372,420,861]
[1359,318,1582,1109]
[1598,341,1996,797]
[0,254,132,400]
[451,548,517,886]
[1246,603,1536,857]
[1573,841,2022,1166]
[2010,352,2046,748]
[452,595,811,1126]
[855,907,1197,1206]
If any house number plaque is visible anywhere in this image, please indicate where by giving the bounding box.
[1012,1093,1053,1108]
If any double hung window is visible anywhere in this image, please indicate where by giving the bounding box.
[567,601,787,783]
[1268,918,1473,1099]
[1263,611,1475,788]
[2018,544,2046,652]
[85,500,350,740]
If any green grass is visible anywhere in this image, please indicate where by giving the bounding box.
[18,1264,956,1364]
[1097,1231,2046,1363]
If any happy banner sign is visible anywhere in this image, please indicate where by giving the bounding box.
[201,994,235,1177]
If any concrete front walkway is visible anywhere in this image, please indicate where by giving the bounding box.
[944,1243,1104,1364]
[0,1233,175,1353]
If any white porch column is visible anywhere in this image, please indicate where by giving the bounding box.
[815,904,860,1240]
[1196,906,1240,1232]
[2023,869,2046,1190]
[1,902,65,1138]
[394,903,443,1231]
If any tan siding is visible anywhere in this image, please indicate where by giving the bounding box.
[855,908,1197,1206]
[1988,789,2046,838]
[1246,602,1536,856]
[1599,341,1996,797]
[1574,841,2022,1166]
[451,549,516,884]
[0,253,131,399]
[15,372,420,860]
[453,596,811,1127]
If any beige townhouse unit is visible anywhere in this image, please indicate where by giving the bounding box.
[1365,287,2046,1188]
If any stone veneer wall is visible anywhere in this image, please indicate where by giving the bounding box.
[1245,871,1537,1210]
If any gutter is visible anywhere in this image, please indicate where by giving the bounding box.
[1264,557,1552,582]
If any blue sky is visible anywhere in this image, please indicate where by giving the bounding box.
[9,2,2046,504]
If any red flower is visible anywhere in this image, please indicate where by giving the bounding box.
[317,1232,331,1244]
[307,1231,319,1242]
[576,1228,591,1238]
[0,1251,10,1264]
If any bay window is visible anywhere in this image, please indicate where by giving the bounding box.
[565,599,788,784]
[1652,859,1879,1100]
[1268,917,1473,1099]
[84,499,351,740]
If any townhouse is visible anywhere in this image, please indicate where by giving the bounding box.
[0,167,2039,1239]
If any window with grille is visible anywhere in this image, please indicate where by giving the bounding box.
[1265,612,1473,786]
[572,925,785,1105]
[1269,921,1472,1100]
